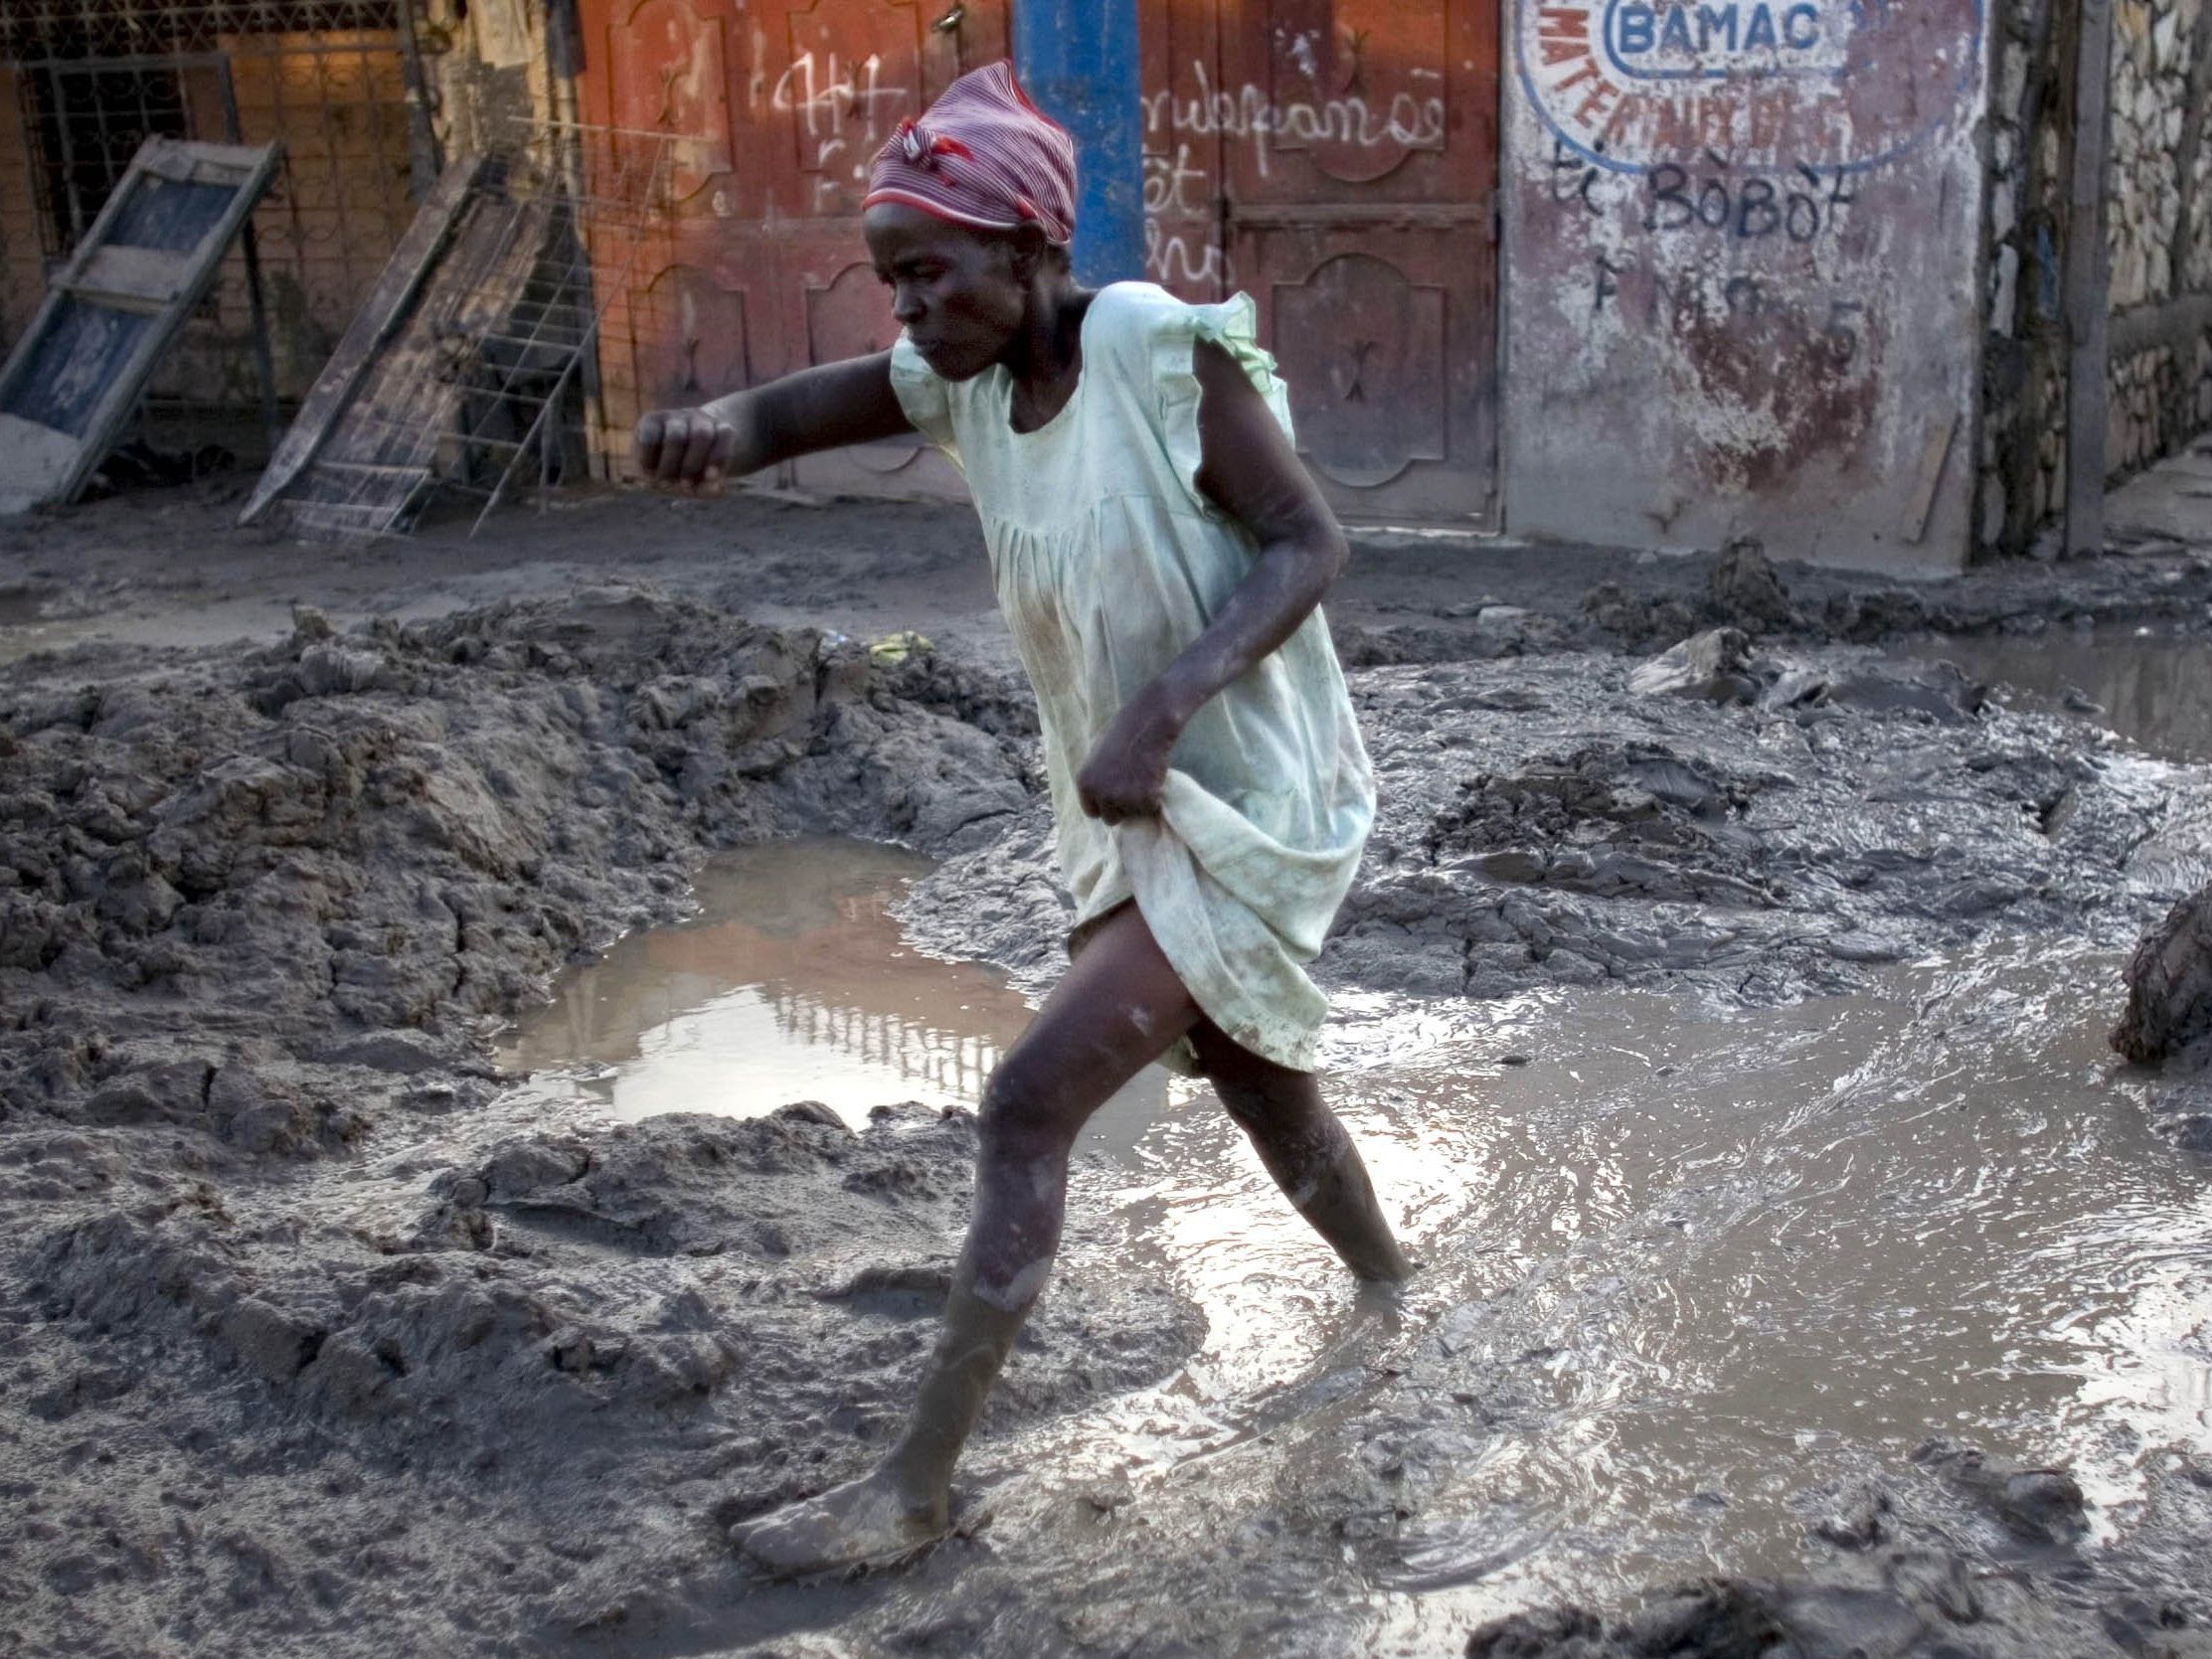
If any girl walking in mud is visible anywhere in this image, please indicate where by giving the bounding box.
[633,61,1411,1576]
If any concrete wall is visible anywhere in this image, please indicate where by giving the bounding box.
[1501,0,1993,571]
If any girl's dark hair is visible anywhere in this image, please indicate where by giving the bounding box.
[981,223,1072,274]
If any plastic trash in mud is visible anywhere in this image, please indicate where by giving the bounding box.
[869,630,936,665]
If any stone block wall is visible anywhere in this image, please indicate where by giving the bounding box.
[2105,0,2212,486]
[2108,0,2199,308]
[1977,0,2074,552]
[1979,0,2212,556]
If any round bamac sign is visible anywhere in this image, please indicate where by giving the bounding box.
[1517,0,1984,173]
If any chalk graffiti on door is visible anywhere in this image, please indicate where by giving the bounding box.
[765,49,915,200]
[1139,55,1452,289]
[1142,62,1446,181]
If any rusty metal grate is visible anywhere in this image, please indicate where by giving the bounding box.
[4,2,418,419]
[275,120,672,541]
[0,1,400,59]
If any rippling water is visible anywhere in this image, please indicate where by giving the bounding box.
[1902,627,2212,763]
[497,838,2212,1643]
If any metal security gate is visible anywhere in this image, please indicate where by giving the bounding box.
[0,2,421,419]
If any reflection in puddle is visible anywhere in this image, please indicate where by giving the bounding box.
[1903,627,2212,761]
[496,839,1034,1125]
[495,837,1169,1141]
[996,937,2210,1638]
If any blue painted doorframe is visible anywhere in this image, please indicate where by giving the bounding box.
[1012,0,1143,285]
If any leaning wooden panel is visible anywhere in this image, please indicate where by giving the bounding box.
[239,153,493,528]
[0,136,283,516]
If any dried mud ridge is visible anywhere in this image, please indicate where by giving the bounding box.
[0,589,1194,1654]
[2,577,2210,1655]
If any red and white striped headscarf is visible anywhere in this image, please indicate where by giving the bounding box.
[864,62,1077,247]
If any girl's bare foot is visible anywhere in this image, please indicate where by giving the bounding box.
[729,1467,949,1576]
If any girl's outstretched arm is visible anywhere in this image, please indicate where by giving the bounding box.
[1076,337,1350,825]
[632,350,913,492]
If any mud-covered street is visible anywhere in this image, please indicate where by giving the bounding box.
[4,487,2212,1657]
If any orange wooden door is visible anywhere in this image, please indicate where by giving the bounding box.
[1219,0,1499,524]
[1141,0,1500,523]
[578,0,1006,493]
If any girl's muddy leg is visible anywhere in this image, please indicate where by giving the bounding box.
[731,903,1201,1575]
[1191,1027,1413,1283]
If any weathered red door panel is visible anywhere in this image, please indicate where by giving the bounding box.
[1233,223,1497,521]
[1216,0,1499,522]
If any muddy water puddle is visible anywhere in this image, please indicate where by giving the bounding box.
[495,837,1174,1144]
[497,839,2211,1643]
[494,839,1036,1126]
[1903,627,2212,761]
[977,941,2210,1642]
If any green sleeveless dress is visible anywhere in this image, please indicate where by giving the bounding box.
[889,280,1374,1075]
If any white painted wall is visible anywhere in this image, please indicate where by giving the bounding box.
[1500,0,1994,571]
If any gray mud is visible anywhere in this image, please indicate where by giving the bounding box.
[4,509,2212,1656]
[900,641,2212,1017]
[485,920,2212,1659]
[0,588,1201,1654]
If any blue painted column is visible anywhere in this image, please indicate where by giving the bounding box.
[1013,0,1144,285]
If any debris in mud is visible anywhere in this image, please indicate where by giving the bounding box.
[1625,627,1757,702]
[1583,581,1701,653]
[1913,1438,2090,1546]
[1707,537,1799,635]
[2113,881,2212,1068]
[1581,538,1796,655]
[1822,585,1932,643]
